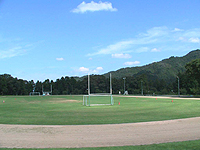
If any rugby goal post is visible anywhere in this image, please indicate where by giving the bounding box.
[83,73,114,106]
[42,85,53,96]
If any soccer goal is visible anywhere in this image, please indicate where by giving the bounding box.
[29,92,40,96]
[83,73,114,106]
[83,94,113,106]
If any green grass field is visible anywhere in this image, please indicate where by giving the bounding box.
[0,95,200,125]
[1,95,200,149]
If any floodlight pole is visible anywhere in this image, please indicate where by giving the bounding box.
[141,81,143,96]
[110,73,112,95]
[88,74,90,95]
[51,85,53,95]
[123,77,126,94]
[42,85,43,94]
[177,76,180,97]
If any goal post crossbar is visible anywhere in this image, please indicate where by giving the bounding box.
[29,92,40,96]
[89,93,112,96]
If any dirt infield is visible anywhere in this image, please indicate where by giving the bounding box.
[1,117,200,148]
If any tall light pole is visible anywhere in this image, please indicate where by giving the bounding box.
[88,74,90,95]
[141,81,143,96]
[123,77,126,95]
[177,76,180,97]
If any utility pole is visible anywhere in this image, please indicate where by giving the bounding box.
[123,77,126,94]
[141,81,143,96]
[177,76,180,97]
[88,74,90,95]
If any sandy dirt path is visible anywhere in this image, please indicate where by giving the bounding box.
[0,117,200,148]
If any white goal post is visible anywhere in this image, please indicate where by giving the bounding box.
[42,85,53,96]
[83,94,114,106]
[83,73,114,106]
[29,92,40,96]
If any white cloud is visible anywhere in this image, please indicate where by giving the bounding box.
[0,46,26,59]
[56,57,64,61]
[0,36,35,59]
[142,26,169,38]
[92,67,104,74]
[173,28,183,32]
[96,67,103,70]
[183,28,200,37]
[124,61,140,66]
[78,66,103,74]
[71,1,117,13]
[189,37,200,43]
[87,27,200,57]
[112,53,132,59]
[79,67,89,72]
[177,37,186,41]
[151,48,160,52]
[87,27,169,56]
[87,40,134,56]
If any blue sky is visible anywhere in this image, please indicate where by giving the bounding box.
[0,0,200,81]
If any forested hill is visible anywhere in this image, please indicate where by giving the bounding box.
[1,49,200,95]
[104,49,200,82]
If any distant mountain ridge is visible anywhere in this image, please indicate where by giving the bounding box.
[104,49,200,82]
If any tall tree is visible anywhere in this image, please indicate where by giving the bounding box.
[184,59,200,94]
[186,59,200,84]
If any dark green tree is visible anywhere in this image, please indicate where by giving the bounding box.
[186,59,200,84]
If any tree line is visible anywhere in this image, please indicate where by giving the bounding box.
[0,59,200,96]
